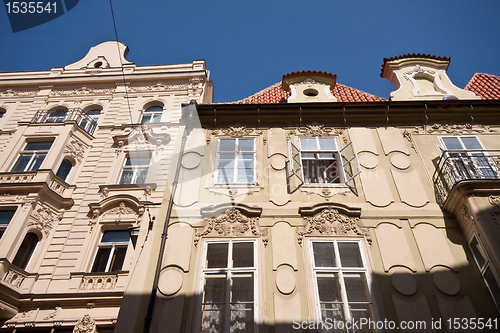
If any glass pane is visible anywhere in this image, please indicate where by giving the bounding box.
[110,246,127,271]
[101,230,130,243]
[11,155,31,172]
[218,154,235,168]
[300,152,316,159]
[12,233,39,270]
[0,210,15,225]
[338,242,363,267]
[217,170,233,183]
[91,247,111,272]
[442,137,463,150]
[320,303,345,333]
[344,273,370,302]
[29,153,46,171]
[318,153,335,159]
[237,154,254,168]
[230,303,254,333]
[232,243,254,268]
[152,113,162,123]
[236,169,254,183]
[145,105,163,112]
[120,170,134,184]
[237,139,254,152]
[231,273,254,302]
[207,243,229,268]
[318,138,337,151]
[203,275,227,303]
[135,168,148,184]
[202,304,225,333]
[300,138,317,151]
[461,137,483,150]
[313,242,336,267]
[202,275,227,333]
[484,267,500,305]
[125,156,151,166]
[470,236,486,269]
[349,303,373,333]
[316,273,342,302]
[56,159,72,181]
[25,142,53,150]
[219,139,236,152]
[141,114,152,123]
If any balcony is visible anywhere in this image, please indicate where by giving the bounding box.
[31,108,97,135]
[433,150,500,206]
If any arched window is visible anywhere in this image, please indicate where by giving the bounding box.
[0,107,6,118]
[12,232,39,270]
[141,105,163,124]
[45,109,67,123]
[56,159,73,181]
[79,109,101,132]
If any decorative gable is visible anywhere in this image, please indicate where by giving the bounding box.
[282,71,337,103]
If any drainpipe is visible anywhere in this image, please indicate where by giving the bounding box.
[143,100,197,333]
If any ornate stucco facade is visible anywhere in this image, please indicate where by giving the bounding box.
[0,42,211,332]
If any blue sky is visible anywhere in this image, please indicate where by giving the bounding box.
[1,0,499,103]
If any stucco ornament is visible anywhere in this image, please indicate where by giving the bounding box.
[413,122,496,135]
[489,195,500,226]
[403,65,436,80]
[195,208,268,246]
[0,88,37,98]
[65,139,87,163]
[129,81,189,92]
[73,314,96,333]
[460,205,474,232]
[210,125,263,139]
[297,207,371,245]
[289,123,346,143]
[100,202,140,223]
[27,205,61,236]
[50,85,114,96]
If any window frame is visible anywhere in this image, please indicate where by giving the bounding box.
[214,138,256,185]
[0,209,16,240]
[197,239,259,333]
[141,105,163,124]
[11,141,53,172]
[119,153,152,185]
[12,232,40,271]
[90,230,131,273]
[299,137,345,185]
[78,108,100,133]
[307,238,376,329]
[56,158,73,181]
[44,109,68,123]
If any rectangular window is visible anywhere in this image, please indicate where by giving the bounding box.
[200,240,257,333]
[119,154,151,185]
[11,141,53,172]
[91,230,130,273]
[300,137,343,184]
[310,240,374,332]
[469,234,500,310]
[215,139,255,184]
[0,209,16,239]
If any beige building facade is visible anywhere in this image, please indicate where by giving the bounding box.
[148,56,500,332]
[0,42,212,332]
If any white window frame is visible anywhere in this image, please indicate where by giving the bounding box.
[11,141,53,172]
[468,233,500,311]
[119,153,152,185]
[299,137,345,185]
[78,109,100,132]
[91,230,130,273]
[214,138,256,185]
[141,105,163,124]
[198,239,259,333]
[308,238,375,330]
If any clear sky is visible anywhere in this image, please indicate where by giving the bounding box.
[1,0,499,103]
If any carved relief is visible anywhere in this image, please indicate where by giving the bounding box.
[80,275,118,291]
[489,195,500,226]
[0,194,28,203]
[210,126,263,139]
[65,139,88,163]
[403,65,436,80]
[3,270,26,289]
[413,122,496,135]
[403,129,418,153]
[73,314,96,333]
[297,207,371,246]
[50,179,68,194]
[288,123,347,144]
[194,208,268,246]
[50,86,115,96]
[0,88,37,98]
[460,205,474,232]
[0,174,35,183]
[99,202,141,223]
[129,81,190,92]
[43,307,61,320]
[115,126,170,151]
[27,205,61,236]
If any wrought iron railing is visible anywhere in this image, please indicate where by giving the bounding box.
[31,108,97,135]
[433,150,500,206]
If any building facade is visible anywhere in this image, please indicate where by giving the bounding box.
[0,42,212,332]
[148,55,500,332]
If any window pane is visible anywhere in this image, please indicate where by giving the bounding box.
[25,142,53,150]
[202,276,226,333]
[233,242,254,268]
[442,137,463,150]
[0,210,15,225]
[152,114,162,123]
[461,137,483,150]
[119,170,134,184]
[135,168,148,184]
[231,273,254,302]
[484,266,500,306]
[91,248,111,272]
[313,242,336,267]
[203,274,227,303]
[145,106,163,112]
[12,233,39,270]
[230,303,254,333]
[29,153,46,171]
[219,139,236,152]
[110,246,127,271]
[349,304,373,333]
[56,159,72,181]
[300,138,317,151]
[101,230,130,243]
[344,272,370,302]
[320,303,345,333]
[236,169,254,183]
[237,154,254,168]
[218,155,235,168]
[338,242,363,267]
[202,304,225,333]
[316,273,342,302]
[141,114,152,123]
[125,156,151,166]
[207,243,229,268]
[11,155,32,172]
[318,138,336,151]
[470,236,487,269]
[238,139,254,152]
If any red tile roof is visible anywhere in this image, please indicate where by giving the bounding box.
[464,73,500,100]
[380,53,451,77]
[234,81,386,104]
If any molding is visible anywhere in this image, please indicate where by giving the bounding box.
[0,88,38,98]
[413,122,496,135]
[27,203,62,237]
[50,85,115,96]
[65,138,88,163]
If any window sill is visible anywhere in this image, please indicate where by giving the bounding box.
[299,183,350,198]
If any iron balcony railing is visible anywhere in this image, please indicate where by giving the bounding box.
[31,108,97,135]
[433,150,500,206]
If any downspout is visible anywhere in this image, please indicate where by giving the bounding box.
[143,100,197,333]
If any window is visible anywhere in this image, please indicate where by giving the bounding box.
[440,136,499,180]
[45,109,67,123]
[0,209,16,239]
[310,240,374,331]
[78,109,100,133]
[469,234,500,310]
[141,105,163,124]
[12,232,39,270]
[91,230,130,273]
[200,240,257,333]
[300,138,342,184]
[56,159,73,181]
[119,154,151,185]
[11,141,53,172]
[215,138,255,184]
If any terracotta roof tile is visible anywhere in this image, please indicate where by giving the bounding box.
[233,82,386,104]
[464,73,500,100]
[380,53,451,77]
